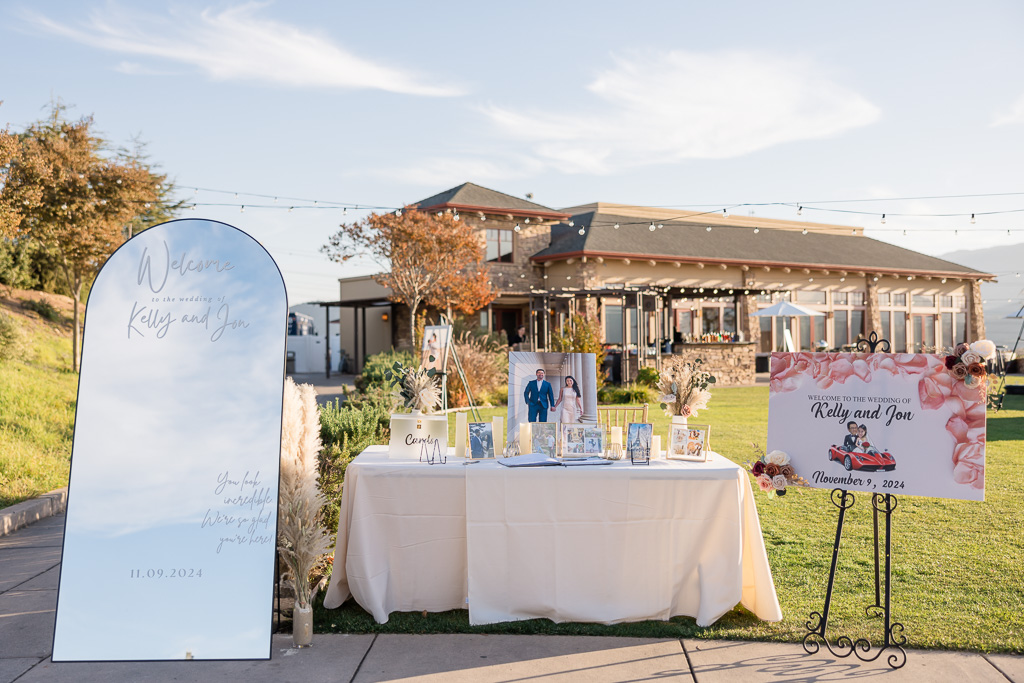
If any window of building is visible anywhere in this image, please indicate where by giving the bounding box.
[604,304,623,345]
[834,292,848,305]
[722,306,736,333]
[834,311,849,348]
[800,317,811,350]
[881,311,891,342]
[878,293,890,306]
[893,293,907,306]
[851,309,864,342]
[893,313,907,352]
[849,292,865,306]
[913,295,934,308]
[485,228,514,263]
[954,295,966,309]
[759,316,772,353]
[797,291,827,304]
[942,312,953,349]
[702,307,720,335]
[941,296,953,308]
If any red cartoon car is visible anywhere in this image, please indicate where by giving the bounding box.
[828,445,896,472]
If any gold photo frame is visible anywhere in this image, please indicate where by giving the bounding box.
[668,423,710,462]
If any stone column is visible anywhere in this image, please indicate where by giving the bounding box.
[967,279,986,340]
[566,352,598,422]
[739,270,760,345]
[865,276,881,337]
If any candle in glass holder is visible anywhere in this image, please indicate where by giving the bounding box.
[455,412,467,458]
[610,426,622,446]
[492,416,505,455]
[651,435,662,459]
[519,422,531,453]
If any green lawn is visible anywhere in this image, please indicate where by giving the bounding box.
[318,389,1024,654]
[0,329,78,508]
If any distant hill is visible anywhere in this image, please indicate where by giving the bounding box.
[940,242,1024,353]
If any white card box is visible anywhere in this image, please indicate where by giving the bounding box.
[388,413,448,459]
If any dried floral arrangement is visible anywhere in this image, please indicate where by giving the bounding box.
[278,378,333,611]
[384,360,442,413]
[658,356,716,418]
[746,443,809,497]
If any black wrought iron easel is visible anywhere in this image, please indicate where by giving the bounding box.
[802,332,907,669]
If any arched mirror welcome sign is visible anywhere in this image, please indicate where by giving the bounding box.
[53,219,287,661]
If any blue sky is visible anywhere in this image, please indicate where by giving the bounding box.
[3,1,1024,306]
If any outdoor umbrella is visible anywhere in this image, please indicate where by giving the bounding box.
[749,301,824,317]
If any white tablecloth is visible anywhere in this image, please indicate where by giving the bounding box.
[322,446,782,627]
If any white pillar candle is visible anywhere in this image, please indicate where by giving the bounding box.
[492,415,505,455]
[610,426,622,446]
[519,422,532,453]
[651,435,662,459]
[455,412,467,458]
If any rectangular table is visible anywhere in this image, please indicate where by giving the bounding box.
[322,446,782,627]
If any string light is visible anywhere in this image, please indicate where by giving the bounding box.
[754,227,760,234]
[569,220,574,227]
[881,214,886,224]
[802,228,808,235]
[578,227,585,235]
[722,209,729,218]
[613,223,619,229]
[706,226,712,232]
[514,223,522,232]
[797,205,803,215]
[240,205,245,213]
[649,223,656,231]
[525,217,530,223]
[658,224,664,229]
[971,214,976,224]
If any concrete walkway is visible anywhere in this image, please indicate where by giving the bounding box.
[1,515,1021,682]
[288,371,356,408]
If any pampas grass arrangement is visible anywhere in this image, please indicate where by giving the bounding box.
[278,378,333,611]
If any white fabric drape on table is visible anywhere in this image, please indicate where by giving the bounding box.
[322,447,782,628]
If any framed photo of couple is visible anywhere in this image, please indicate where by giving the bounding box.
[668,424,710,462]
[506,351,598,445]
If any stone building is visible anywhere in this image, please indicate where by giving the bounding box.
[327,183,993,385]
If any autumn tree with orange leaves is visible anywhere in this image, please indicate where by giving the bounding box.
[1,104,168,370]
[321,210,495,349]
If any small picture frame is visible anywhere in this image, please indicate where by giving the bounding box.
[531,422,559,458]
[626,423,653,465]
[668,424,710,462]
[468,422,496,459]
[561,423,604,459]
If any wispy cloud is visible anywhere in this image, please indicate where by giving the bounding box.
[479,50,880,174]
[992,94,1024,126]
[23,3,462,96]
[370,154,544,187]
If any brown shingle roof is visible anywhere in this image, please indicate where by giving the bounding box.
[531,211,991,278]
[408,182,569,219]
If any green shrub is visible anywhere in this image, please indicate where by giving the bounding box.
[636,366,660,388]
[355,349,415,392]
[317,399,392,534]
[479,385,509,406]
[598,383,657,405]
[22,299,61,322]
[0,312,27,362]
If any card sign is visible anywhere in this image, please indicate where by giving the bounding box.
[53,219,287,661]
[768,352,986,501]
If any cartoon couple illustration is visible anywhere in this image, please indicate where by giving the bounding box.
[843,421,880,455]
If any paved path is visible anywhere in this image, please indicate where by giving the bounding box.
[1,515,1021,682]
[288,371,356,408]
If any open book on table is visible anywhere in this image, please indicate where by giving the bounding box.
[498,453,612,467]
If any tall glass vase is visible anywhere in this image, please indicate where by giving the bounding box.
[292,604,313,648]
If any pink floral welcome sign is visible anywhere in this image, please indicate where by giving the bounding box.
[768,352,986,501]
